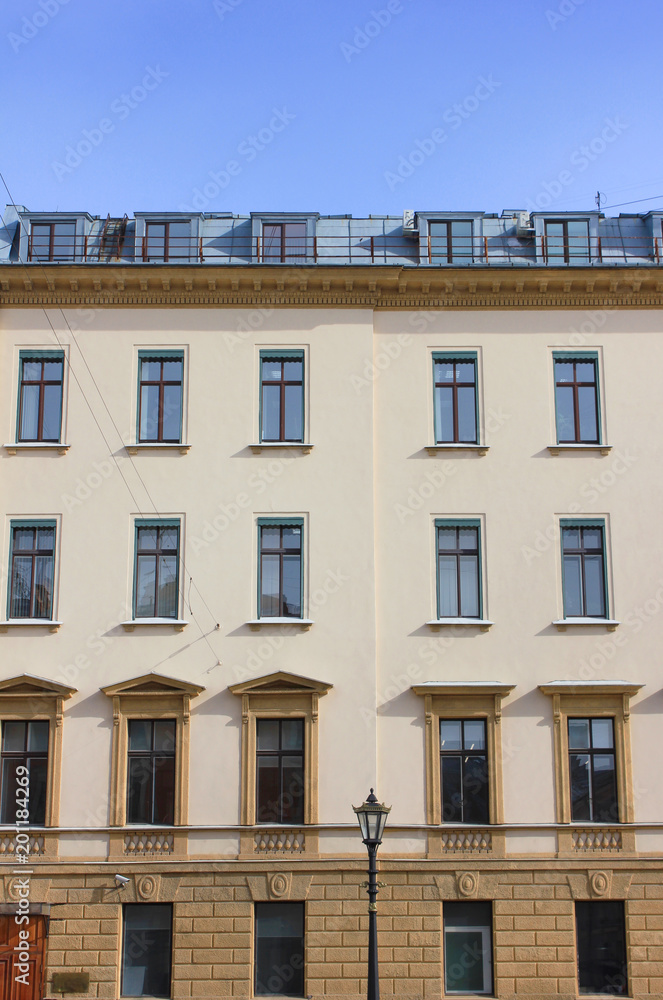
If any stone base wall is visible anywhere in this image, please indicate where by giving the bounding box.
[3,859,661,999]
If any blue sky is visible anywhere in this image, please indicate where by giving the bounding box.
[2,0,662,217]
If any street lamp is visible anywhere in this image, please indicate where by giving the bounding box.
[353,788,391,1000]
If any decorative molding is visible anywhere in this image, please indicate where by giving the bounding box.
[245,873,313,902]
[1,264,662,310]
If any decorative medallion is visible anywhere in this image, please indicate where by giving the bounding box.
[269,873,290,898]
[457,872,478,897]
[137,875,158,900]
[590,870,610,897]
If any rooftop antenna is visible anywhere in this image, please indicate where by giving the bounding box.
[595,190,606,215]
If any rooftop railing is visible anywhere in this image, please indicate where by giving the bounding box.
[22,233,663,265]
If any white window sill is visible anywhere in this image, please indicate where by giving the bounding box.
[0,619,62,633]
[249,442,313,454]
[246,618,314,632]
[553,618,620,632]
[548,444,612,456]
[120,618,188,632]
[425,444,488,456]
[3,443,70,455]
[426,618,493,633]
[125,443,191,455]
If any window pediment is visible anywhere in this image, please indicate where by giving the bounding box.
[0,674,76,699]
[229,671,332,698]
[101,672,204,699]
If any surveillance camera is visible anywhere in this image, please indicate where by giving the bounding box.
[114,874,130,887]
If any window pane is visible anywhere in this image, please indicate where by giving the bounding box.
[576,901,627,996]
[27,721,49,752]
[283,385,303,441]
[282,555,301,618]
[153,756,175,825]
[568,220,589,261]
[19,384,40,439]
[570,753,591,821]
[154,720,176,752]
[162,360,182,380]
[445,930,487,992]
[281,720,304,751]
[458,528,477,550]
[263,225,282,259]
[37,528,54,550]
[555,385,575,440]
[129,720,152,752]
[261,528,280,549]
[575,362,596,383]
[160,528,178,551]
[3,722,27,752]
[10,556,32,618]
[455,362,475,383]
[584,555,605,617]
[122,904,172,999]
[141,361,162,381]
[255,902,305,998]
[140,384,160,441]
[281,757,304,823]
[256,757,280,823]
[438,528,457,551]
[261,554,280,617]
[0,759,19,822]
[563,554,583,616]
[440,720,462,751]
[463,756,489,824]
[459,556,479,617]
[162,385,182,441]
[434,386,454,442]
[435,361,455,382]
[577,387,598,441]
[457,386,477,442]
[127,757,152,824]
[262,384,281,440]
[42,384,62,440]
[257,720,280,751]
[136,555,156,617]
[463,720,485,751]
[28,757,47,825]
[33,555,53,618]
[568,719,590,750]
[438,555,458,617]
[583,528,602,550]
[593,755,618,822]
[441,756,462,822]
[562,527,580,550]
[137,528,157,551]
[262,360,282,381]
[591,718,614,749]
[283,361,302,381]
[283,528,301,550]
[555,362,574,383]
[157,555,178,618]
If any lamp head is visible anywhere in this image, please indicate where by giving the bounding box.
[353,788,391,846]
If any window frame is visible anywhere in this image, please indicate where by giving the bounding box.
[545,218,590,264]
[427,219,475,264]
[0,675,75,830]
[257,517,304,621]
[121,902,173,999]
[143,219,194,262]
[16,351,65,444]
[126,718,177,827]
[575,900,628,997]
[254,900,306,998]
[7,519,57,621]
[560,518,609,620]
[132,519,181,621]
[136,351,184,444]
[568,716,619,823]
[259,350,305,444]
[539,682,640,845]
[553,351,601,445]
[28,220,77,262]
[260,221,308,263]
[432,352,479,445]
[443,901,494,996]
[439,718,489,825]
[256,718,305,825]
[0,720,49,826]
[435,518,483,621]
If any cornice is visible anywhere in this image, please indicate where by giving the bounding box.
[1,264,662,309]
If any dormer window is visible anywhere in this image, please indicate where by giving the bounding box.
[144,220,193,262]
[428,220,473,263]
[261,222,307,262]
[28,221,76,262]
[545,219,589,263]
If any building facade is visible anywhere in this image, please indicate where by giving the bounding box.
[0,205,661,999]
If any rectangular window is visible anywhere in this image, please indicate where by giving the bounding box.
[144,221,192,262]
[258,520,302,619]
[436,521,481,618]
[575,901,627,996]
[261,223,307,262]
[545,219,590,263]
[260,352,304,442]
[554,355,600,443]
[18,353,64,443]
[0,721,48,825]
[29,221,76,261]
[126,720,176,825]
[568,717,618,822]
[561,521,607,618]
[429,220,473,263]
[256,718,304,824]
[138,353,183,443]
[255,902,305,997]
[440,719,488,824]
[433,354,478,444]
[443,901,493,995]
[9,522,56,620]
[134,521,180,619]
[121,904,172,998]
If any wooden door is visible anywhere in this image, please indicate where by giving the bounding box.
[0,916,45,1000]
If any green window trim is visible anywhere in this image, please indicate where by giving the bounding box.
[552,351,602,446]
[259,350,305,444]
[7,519,57,620]
[434,518,483,619]
[257,517,305,619]
[559,518,609,619]
[432,352,479,446]
[132,519,181,620]
[136,351,185,444]
[17,351,65,445]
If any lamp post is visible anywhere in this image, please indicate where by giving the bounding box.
[353,788,391,1000]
